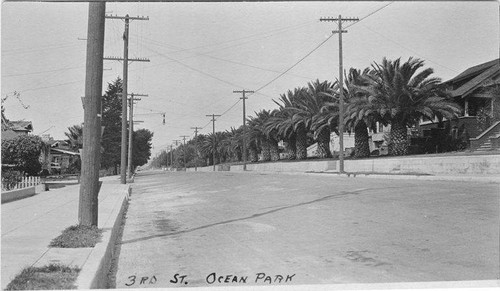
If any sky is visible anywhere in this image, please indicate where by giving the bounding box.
[1,1,499,157]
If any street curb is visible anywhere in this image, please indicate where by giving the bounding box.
[1,186,36,204]
[305,172,500,183]
[76,184,131,289]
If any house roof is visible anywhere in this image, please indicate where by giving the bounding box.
[5,120,33,132]
[51,148,80,156]
[448,63,500,98]
[47,139,68,147]
[446,59,500,84]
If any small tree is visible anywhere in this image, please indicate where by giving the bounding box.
[1,135,44,176]
[132,129,153,169]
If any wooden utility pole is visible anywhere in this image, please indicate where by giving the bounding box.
[169,145,173,168]
[320,15,358,173]
[206,114,221,171]
[180,135,189,171]
[104,14,149,184]
[191,126,202,171]
[233,89,254,171]
[79,2,105,227]
[127,93,148,179]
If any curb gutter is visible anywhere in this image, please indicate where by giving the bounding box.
[76,185,131,289]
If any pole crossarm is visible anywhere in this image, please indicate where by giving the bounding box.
[103,56,150,63]
[319,17,359,22]
[105,14,149,21]
[233,90,254,99]
[205,114,222,121]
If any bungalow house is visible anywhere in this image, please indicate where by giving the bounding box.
[41,135,80,174]
[419,58,500,151]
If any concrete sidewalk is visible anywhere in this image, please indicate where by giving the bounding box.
[1,175,126,290]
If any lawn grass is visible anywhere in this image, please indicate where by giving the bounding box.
[49,225,102,248]
[5,264,80,290]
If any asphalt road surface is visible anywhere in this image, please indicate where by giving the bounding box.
[113,170,499,288]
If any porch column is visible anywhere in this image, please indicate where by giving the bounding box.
[464,100,469,116]
[491,98,494,116]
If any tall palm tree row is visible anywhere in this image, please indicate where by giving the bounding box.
[167,57,462,169]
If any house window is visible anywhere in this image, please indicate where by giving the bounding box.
[451,127,458,139]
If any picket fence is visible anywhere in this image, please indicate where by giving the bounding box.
[2,176,41,191]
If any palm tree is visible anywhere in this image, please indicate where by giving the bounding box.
[247,110,279,162]
[268,87,308,160]
[360,57,462,155]
[65,124,84,150]
[200,133,217,165]
[294,80,337,158]
[224,127,244,162]
[342,68,379,158]
[265,107,296,160]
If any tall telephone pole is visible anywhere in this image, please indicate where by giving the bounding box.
[169,145,174,169]
[233,89,254,171]
[320,15,358,173]
[191,126,202,171]
[79,2,105,227]
[127,93,148,179]
[206,114,221,171]
[104,14,149,184]
[180,135,189,171]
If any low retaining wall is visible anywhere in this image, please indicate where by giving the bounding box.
[185,154,500,175]
[1,186,36,204]
[344,155,500,175]
[232,160,337,173]
[76,185,131,289]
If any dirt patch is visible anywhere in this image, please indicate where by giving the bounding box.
[154,218,180,233]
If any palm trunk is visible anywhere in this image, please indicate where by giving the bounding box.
[295,126,307,160]
[261,139,271,161]
[269,138,280,161]
[389,121,408,156]
[354,120,370,158]
[316,128,332,158]
[285,136,297,160]
[248,147,258,162]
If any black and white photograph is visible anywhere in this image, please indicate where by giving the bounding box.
[1,0,499,290]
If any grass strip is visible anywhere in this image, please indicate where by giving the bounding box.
[5,264,80,290]
[49,225,102,248]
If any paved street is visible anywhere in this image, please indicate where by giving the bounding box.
[114,171,499,288]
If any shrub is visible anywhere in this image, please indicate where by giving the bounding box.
[1,135,44,176]
[1,169,24,191]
